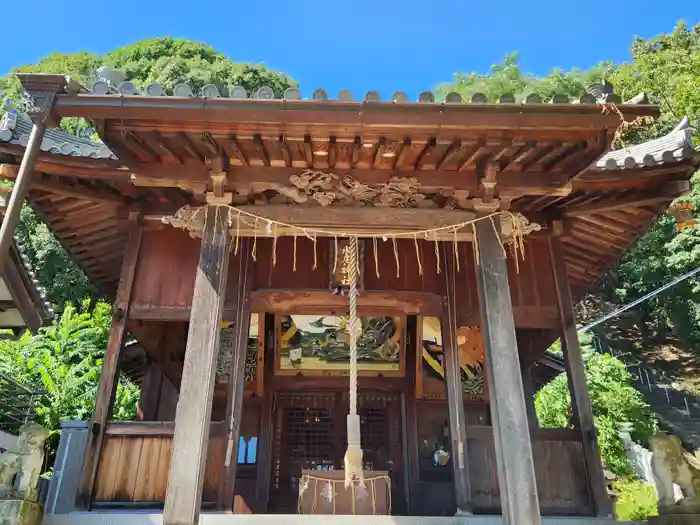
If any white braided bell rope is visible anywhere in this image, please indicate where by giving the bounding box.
[348,236,359,416]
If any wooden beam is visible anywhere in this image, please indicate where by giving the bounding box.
[473,218,541,525]
[31,175,125,205]
[128,164,573,197]
[219,238,254,511]
[442,247,473,514]
[77,214,142,508]
[147,205,504,241]
[565,181,690,217]
[549,238,613,518]
[163,205,233,525]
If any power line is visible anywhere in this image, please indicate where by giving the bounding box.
[579,266,700,333]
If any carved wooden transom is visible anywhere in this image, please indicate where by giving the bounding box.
[246,170,440,208]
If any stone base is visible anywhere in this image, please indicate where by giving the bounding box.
[0,499,43,525]
[649,514,700,525]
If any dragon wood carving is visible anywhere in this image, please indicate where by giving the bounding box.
[267,170,431,207]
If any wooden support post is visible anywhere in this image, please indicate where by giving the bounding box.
[138,361,164,421]
[255,314,275,513]
[473,218,541,525]
[442,248,473,515]
[403,316,421,515]
[77,214,142,508]
[549,238,613,518]
[219,238,254,511]
[163,205,233,525]
[0,121,46,275]
[521,367,540,430]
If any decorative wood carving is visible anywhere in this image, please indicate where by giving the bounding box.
[262,169,434,208]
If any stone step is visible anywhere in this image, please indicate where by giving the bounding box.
[42,513,640,525]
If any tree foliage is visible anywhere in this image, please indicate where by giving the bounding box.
[0,37,296,310]
[435,52,616,103]
[0,301,138,453]
[438,22,700,353]
[535,335,658,476]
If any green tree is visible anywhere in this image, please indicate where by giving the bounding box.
[535,335,658,475]
[435,52,616,103]
[0,37,296,309]
[0,302,138,457]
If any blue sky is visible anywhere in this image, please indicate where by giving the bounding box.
[3,2,698,99]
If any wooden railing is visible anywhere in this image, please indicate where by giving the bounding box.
[91,421,253,512]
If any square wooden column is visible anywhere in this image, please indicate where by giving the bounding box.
[77,214,142,508]
[219,238,254,511]
[473,218,541,525]
[549,237,613,518]
[442,248,473,514]
[164,206,232,525]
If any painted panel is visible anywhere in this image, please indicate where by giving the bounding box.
[275,314,405,376]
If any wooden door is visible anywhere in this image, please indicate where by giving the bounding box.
[268,391,404,514]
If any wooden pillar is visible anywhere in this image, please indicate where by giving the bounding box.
[0,121,46,274]
[255,314,275,513]
[521,367,540,430]
[163,206,233,525]
[473,218,541,525]
[138,361,164,421]
[549,237,613,518]
[77,214,142,508]
[0,74,64,275]
[442,248,473,514]
[219,238,254,511]
[403,316,421,514]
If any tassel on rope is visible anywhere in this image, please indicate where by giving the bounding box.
[490,216,507,258]
[392,236,400,278]
[453,227,460,272]
[293,234,297,272]
[312,234,318,270]
[373,237,380,279]
[413,233,423,276]
[234,211,241,255]
[434,235,441,274]
[272,223,278,267]
[344,236,365,489]
[252,218,258,262]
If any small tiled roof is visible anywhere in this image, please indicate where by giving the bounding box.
[0,105,114,160]
[595,117,700,170]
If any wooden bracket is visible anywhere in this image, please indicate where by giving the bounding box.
[550,220,566,238]
[207,172,233,205]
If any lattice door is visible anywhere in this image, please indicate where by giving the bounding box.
[269,391,404,514]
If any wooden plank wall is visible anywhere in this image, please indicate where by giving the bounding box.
[93,417,259,511]
[414,402,592,517]
[131,229,559,329]
[467,427,592,515]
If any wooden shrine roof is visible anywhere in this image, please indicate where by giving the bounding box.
[0,73,698,299]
